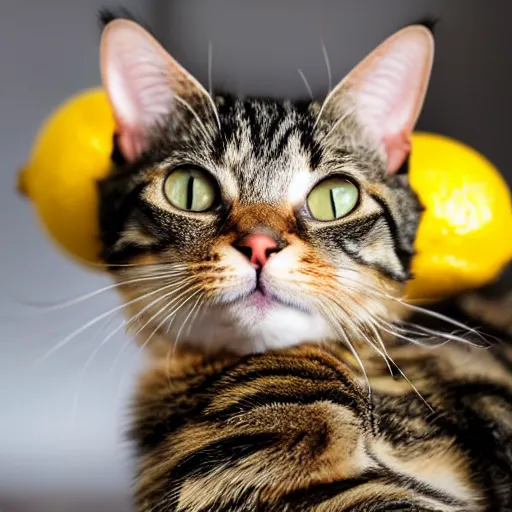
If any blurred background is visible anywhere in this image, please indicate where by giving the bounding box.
[1,1,511,510]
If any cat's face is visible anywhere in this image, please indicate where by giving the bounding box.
[98,20,433,355]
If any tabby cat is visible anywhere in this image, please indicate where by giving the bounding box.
[96,13,512,511]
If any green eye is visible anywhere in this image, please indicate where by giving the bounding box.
[164,167,217,212]
[307,178,359,221]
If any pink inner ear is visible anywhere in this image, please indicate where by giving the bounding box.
[383,131,411,175]
[330,26,433,176]
[115,122,145,163]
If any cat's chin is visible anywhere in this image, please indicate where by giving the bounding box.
[148,298,332,356]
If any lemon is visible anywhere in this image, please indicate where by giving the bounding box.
[18,88,115,265]
[405,132,512,301]
[18,89,512,302]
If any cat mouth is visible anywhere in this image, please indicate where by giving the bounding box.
[243,281,311,314]
[214,275,312,315]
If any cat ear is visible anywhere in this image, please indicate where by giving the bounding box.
[322,25,434,174]
[100,19,215,162]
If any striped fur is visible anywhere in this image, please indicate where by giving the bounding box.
[132,334,512,511]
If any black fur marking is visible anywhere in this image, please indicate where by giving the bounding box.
[265,108,286,144]
[352,499,444,512]
[202,388,362,423]
[368,193,414,272]
[98,180,146,260]
[271,125,296,159]
[425,381,512,510]
[110,133,126,167]
[410,16,440,35]
[395,153,410,176]
[475,260,512,299]
[98,7,153,34]
[169,433,278,481]
[282,469,384,507]
[197,487,257,512]
[217,365,350,390]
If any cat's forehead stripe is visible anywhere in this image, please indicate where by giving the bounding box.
[215,97,321,205]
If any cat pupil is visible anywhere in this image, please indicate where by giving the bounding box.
[329,188,337,218]
[186,175,195,210]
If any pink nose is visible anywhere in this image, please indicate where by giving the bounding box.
[236,234,280,267]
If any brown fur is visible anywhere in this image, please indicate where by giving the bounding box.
[130,339,512,511]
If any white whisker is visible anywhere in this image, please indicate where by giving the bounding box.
[297,69,314,100]
[315,297,370,394]
[130,282,200,339]
[33,277,194,365]
[321,110,354,144]
[321,40,332,94]
[208,41,214,98]
[392,299,488,343]
[174,95,212,141]
[71,318,126,425]
[19,271,186,313]
[107,281,195,379]
[363,317,433,410]
[116,288,203,398]
[175,293,204,347]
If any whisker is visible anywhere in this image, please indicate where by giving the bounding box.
[330,268,491,345]
[339,329,370,397]
[174,95,212,141]
[72,258,188,270]
[166,296,208,381]
[116,288,203,398]
[107,281,195,379]
[130,282,201,339]
[141,288,203,352]
[375,316,453,346]
[315,297,371,394]
[33,278,194,365]
[321,109,355,145]
[358,320,394,377]
[363,317,433,410]
[108,331,135,381]
[392,299,489,343]
[208,41,214,98]
[17,271,187,312]
[297,69,314,100]
[204,41,222,133]
[174,292,204,348]
[385,318,486,348]
[71,318,126,425]
[326,294,433,410]
[321,40,332,94]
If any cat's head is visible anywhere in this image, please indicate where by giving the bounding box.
[98,19,434,355]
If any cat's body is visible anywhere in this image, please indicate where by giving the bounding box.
[131,328,512,512]
[95,13,512,511]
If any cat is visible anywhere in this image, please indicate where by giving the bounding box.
[96,12,512,511]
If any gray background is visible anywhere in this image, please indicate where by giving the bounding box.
[1,1,511,510]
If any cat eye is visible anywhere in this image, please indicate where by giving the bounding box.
[307,177,359,221]
[164,166,218,212]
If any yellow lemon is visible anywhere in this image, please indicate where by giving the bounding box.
[405,132,512,301]
[18,88,115,265]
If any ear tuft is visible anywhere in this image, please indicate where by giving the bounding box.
[98,7,152,32]
[410,16,440,36]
